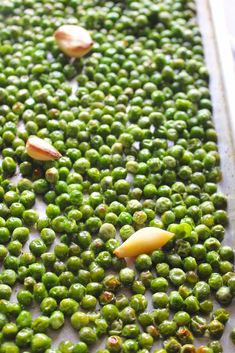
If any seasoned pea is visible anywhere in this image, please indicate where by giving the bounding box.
[164,337,182,352]
[169,268,186,287]
[15,327,33,348]
[190,315,207,337]
[106,335,123,352]
[79,327,97,345]
[16,310,32,329]
[119,268,135,286]
[212,308,229,324]
[59,298,79,315]
[216,286,233,306]
[208,319,224,339]
[173,311,191,326]
[32,316,50,333]
[31,333,52,353]
[159,320,177,338]
[49,311,64,330]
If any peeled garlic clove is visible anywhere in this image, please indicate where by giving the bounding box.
[54,25,93,58]
[26,136,61,161]
[113,227,174,258]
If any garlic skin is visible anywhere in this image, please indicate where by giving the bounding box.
[54,25,93,58]
[113,227,174,258]
[26,136,61,161]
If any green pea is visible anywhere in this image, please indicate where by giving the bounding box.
[15,327,33,348]
[0,227,10,244]
[32,316,50,333]
[31,333,52,353]
[135,254,152,271]
[216,286,233,306]
[106,335,123,352]
[169,268,186,287]
[159,320,177,338]
[163,337,182,353]
[99,223,116,241]
[59,298,79,315]
[40,297,57,315]
[0,269,17,286]
[73,342,88,353]
[2,322,18,338]
[16,310,32,329]
[79,327,97,345]
[212,308,230,324]
[2,157,17,176]
[0,284,12,300]
[119,268,135,286]
[191,315,208,336]
[49,311,64,330]
[1,342,20,353]
[173,311,191,326]
[138,332,153,349]
[122,339,138,353]
[130,294,147,313]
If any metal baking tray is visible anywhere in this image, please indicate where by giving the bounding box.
[8,0,235,351]
[54,1,235,351]
[195,0,235,351]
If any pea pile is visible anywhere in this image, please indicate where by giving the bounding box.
[0,0,233,352]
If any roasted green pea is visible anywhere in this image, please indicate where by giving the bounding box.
[32,316,50,333]
[122,339,138,353]
[59,298,79,315]
[151,277,168,293]
[208,319,224,339]
[159,320,177,338]
[71,311,89,330]
[1,342,20,353]
[169,268,186,287]
[15,327,33,348]
[16,310,32,329]
[49,311,64,330]
[120,306,136,324]
[212,308,229,324]
[31,333,52,353]
[173,311,191,326]
[79,327,97,345]
[164,337,182,353]
[40,297,57,315]
[104,335,122,352]
[17,289,33,307]
[216,286,233,306]
[191,315,207,336]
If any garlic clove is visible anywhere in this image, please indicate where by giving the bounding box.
[113,227,174,258]
[26,136,61,161]
[54,25,93,58]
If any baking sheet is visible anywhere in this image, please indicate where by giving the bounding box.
[54,1,235,350]
[196,0,235,351]
[6,0,235,351]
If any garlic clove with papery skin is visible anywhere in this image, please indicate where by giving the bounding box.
[26,136,61,161]
[54,25,94,58]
